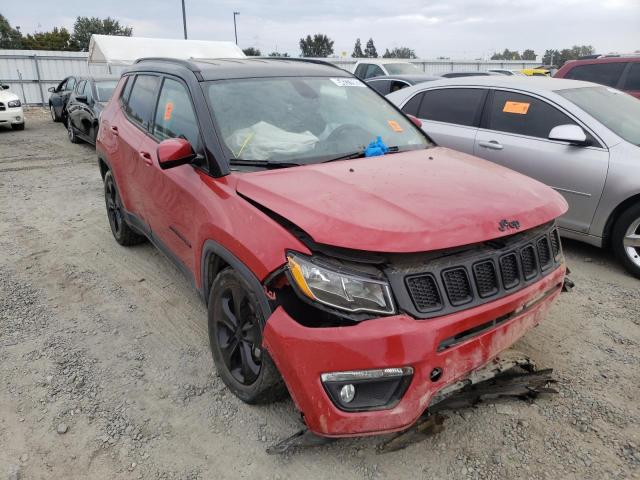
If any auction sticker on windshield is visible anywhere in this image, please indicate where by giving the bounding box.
[330,78,365,87]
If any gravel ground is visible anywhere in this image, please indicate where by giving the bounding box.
[1,111,639,480]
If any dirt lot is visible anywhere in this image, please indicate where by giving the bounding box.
[1,110,639,480]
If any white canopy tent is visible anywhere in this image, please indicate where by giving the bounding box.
[88,35,245,68]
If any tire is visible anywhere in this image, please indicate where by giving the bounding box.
[67,120,81,144]
[50,104,61,122]
[103,171,146,246]
[11,123,25,131]
[611,202,640,279]
[208,268,286,404]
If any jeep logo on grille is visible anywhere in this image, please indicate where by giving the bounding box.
[498,219,521,232]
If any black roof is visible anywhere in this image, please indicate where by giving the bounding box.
[131,57,350,81]
[365,74,439,84]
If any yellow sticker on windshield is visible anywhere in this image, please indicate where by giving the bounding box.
[503,101,530,115]
[164,102,174,121]
[388,120,403,132]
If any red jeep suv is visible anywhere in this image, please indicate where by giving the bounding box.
[555,55,640,99]
[96,57,568,438]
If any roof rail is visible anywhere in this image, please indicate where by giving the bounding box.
[134,57,202,72]
[254,56,344,70]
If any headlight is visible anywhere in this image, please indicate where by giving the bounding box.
[8,100,21,108]
[286,252,395,315]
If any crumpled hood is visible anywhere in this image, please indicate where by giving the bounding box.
[236,147,568,253]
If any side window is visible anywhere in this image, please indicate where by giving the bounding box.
[153,78,201,150]
[418,88,486,127]
[564,62,626,87]
[368,80,390,95]
[354,64,367,79]
[84,81,94,102]
[75,80,86,94]
[390,80,409,93]
[66,77,76,91]
[120,76,134,104]
[401,92,424,116]
[488,91,577,139]
[623,63,640,90]
[125,75,160,130]
[365,64,384,79]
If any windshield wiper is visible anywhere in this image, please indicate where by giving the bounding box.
[228,159,301,169]
[320,146,401,164]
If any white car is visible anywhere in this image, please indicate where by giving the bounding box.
[0,84,25,130]
[353,60,422,79]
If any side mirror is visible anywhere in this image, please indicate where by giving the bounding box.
[406,114,422,128]
[48,86,55,93]
[76,95,88,103]
[548,124,590,146]
[157,138,197,170]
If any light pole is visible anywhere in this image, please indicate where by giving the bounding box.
[233,11,240,45]
[181,0,188,39]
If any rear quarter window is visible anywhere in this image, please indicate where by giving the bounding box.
[564,62,627,87]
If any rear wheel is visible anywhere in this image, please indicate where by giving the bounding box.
[103,171,146,246]
[612,202,640,279]
[208,268,285,404]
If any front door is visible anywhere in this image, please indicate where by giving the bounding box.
[474,89,609,234]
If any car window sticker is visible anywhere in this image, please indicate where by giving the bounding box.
[330,78,365,87]
[503,101,530,115]
[164,101,174,121]
[388,120,404,132]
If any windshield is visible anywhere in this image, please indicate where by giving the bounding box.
[384,63,420,75]
[205,76,429,164]
[95,81,117,102]
[558,86,640,146]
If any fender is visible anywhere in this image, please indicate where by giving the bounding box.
[200,239,272,320]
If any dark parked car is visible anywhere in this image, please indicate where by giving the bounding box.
[48,76,78,123]
[365,74,438,95]
[554,55,640,99]
[67,76,118,145]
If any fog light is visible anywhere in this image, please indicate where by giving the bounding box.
[321,366,413,412]
[339,384,355,403]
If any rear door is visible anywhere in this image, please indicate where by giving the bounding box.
[114,74,161,227]
[407,87,487,154]
[473,89,609,233]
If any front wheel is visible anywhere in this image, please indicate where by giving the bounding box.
[67,120,81,144]
[612,202,640,279]
[50,104,61,122]
[208,268,285,404]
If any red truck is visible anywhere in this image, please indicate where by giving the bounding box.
[555,55,640,99]
[96,57,568,438]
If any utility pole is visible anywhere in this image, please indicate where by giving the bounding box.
[181,0,188,39]
[233,11,240,45]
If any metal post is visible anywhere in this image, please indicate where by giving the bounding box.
[17,69,27,105]
[32,55,45,106]
[233,12,240,45]
[181,0,188,39]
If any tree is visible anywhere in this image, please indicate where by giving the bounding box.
[382,47,417,59]
[364,38,377,58]
[521,49,536,61]
[71,16,132,51]
[542,45,594,66]
[299,34,334,57]
[268,51,290,57]
[491,48,521,60]
[242,47,261,56]
[23,27,73,51]
[0,14,24,49]
[352,38,364,58]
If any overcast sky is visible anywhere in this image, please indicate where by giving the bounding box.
[3,0,639,58]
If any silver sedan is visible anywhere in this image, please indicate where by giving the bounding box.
[387,76,640,278]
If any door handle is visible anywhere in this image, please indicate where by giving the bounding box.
[139,151,153,166]
[110,125,119,136]
[478,140,503,150]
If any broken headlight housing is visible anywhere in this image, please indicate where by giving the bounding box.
[286,252,395,315]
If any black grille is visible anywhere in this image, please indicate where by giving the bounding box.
[406,274,442,312]
[473,261,499,298]
[0,102,5,111]
[550,229,561,258]
[442,268,473,306]
[500,253,520,289]
[520,245,538,280]
[537,237,552,269]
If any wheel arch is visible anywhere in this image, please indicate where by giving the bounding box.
[200,240,272,320]
[603,192,640,247]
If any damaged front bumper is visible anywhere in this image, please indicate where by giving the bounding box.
[263,264,565,438]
